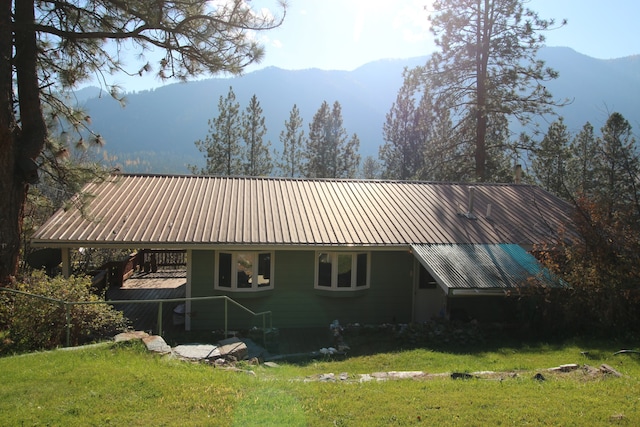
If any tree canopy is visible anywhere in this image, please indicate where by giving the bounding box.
[401,0,566,181]
[304,101,360,179]
[1,0,285,284]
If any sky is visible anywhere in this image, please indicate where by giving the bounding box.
[115,0,640,91]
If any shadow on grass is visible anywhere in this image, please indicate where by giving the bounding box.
[159,321,640,366]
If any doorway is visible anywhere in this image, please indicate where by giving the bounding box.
[413,260,446,323]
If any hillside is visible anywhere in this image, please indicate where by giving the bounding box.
[78,47,640,174]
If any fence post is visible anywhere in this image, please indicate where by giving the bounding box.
[157,301,163,335]
[224,298,228,338]
[64,302,71,347]
[262,314,266,347]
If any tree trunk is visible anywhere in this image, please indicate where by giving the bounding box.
[474,0,490,182]
[0,0,47,285]
[0,2,21,285]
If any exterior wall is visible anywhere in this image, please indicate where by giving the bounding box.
[189,249,414,330]
[447,296,514,322]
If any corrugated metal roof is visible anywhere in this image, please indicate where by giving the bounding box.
[31,174,574,248]
[411,243,566,293]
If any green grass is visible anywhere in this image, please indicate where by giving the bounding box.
[1,339,639,426]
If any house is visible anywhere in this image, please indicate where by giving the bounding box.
[31,173,572,330]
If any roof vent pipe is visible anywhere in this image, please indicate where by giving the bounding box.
[515,164,522,184]
[468,186,475,214]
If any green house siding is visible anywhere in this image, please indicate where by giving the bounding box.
[189,249,414,330]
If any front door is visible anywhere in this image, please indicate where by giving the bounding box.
[413,260,446,323]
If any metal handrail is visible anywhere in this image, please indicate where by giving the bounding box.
[0,288,272,347]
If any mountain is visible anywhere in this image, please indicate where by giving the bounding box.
[78,47,640,174]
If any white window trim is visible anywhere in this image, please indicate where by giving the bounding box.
[314,251,370,290]
[214,251,274,291]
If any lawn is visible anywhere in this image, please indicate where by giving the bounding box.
[1,337,639,426]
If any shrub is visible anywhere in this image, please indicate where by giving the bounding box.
[0,271,129,354]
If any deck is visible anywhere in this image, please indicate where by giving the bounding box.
[106,270,337,355]
[106,270,187,335]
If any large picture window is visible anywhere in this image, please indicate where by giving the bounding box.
[315,252,369,290]
[216,251,273,291]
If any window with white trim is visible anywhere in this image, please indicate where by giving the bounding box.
[315,252,369,290]
[216,251,274,291]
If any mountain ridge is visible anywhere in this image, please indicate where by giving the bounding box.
[79,47,640,174]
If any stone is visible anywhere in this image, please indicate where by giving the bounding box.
[548,363,579,373]
[142,335,172,354]
[388,371,426,380]
[114,331,149,342]
[173,344,220,360]
[263,361,279,368]
[451,372,475,380]
[600,364,622,377]
[217,337,248,361]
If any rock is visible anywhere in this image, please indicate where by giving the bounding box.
[388,371,426,380]
[318,373,335,382]
[263,361,279,368]
[582,364,601,376]
[173,344,219,360]
[142,335,172,354]
[600,364,622,377]
[548,363,579,373]
[451,372,475,380]
[114,331,149,342]
[359,374,373,382]
[533,373,546,381]
[217,337,248,361]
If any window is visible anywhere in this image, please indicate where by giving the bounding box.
[315,252,369,290]
[216,252,273,291]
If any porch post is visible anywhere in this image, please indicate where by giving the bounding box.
[61,248,71,278]
[185,249,192,331]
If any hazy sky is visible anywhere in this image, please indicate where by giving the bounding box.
[115,0,640,90]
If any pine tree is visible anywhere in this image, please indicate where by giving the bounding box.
[304,101,360,178]
[278,104,306,177]
[192,87,243,176]
[594,112,640,218]
[380,76,428,180]
[406,0,565,181]
[566,122,598,196]
[531,118,571,198]
[242,94,272,176]
[360,156,382,179]
[1,1,285,283]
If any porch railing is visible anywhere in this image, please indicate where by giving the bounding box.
[0,287,272,348]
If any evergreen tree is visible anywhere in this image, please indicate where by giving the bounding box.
[360,156,382,179]
[594,112,640,218]
[1,1,285,283]
[566,122,598,197]
[305,101,360,178]
[242,94,272,176]
[406,0,565,181]
[278,104,306,178]
[192,87,243,175]
[531,118,571,198]
[380,77,428,180]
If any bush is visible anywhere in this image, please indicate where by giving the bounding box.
[0,271,129,354]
